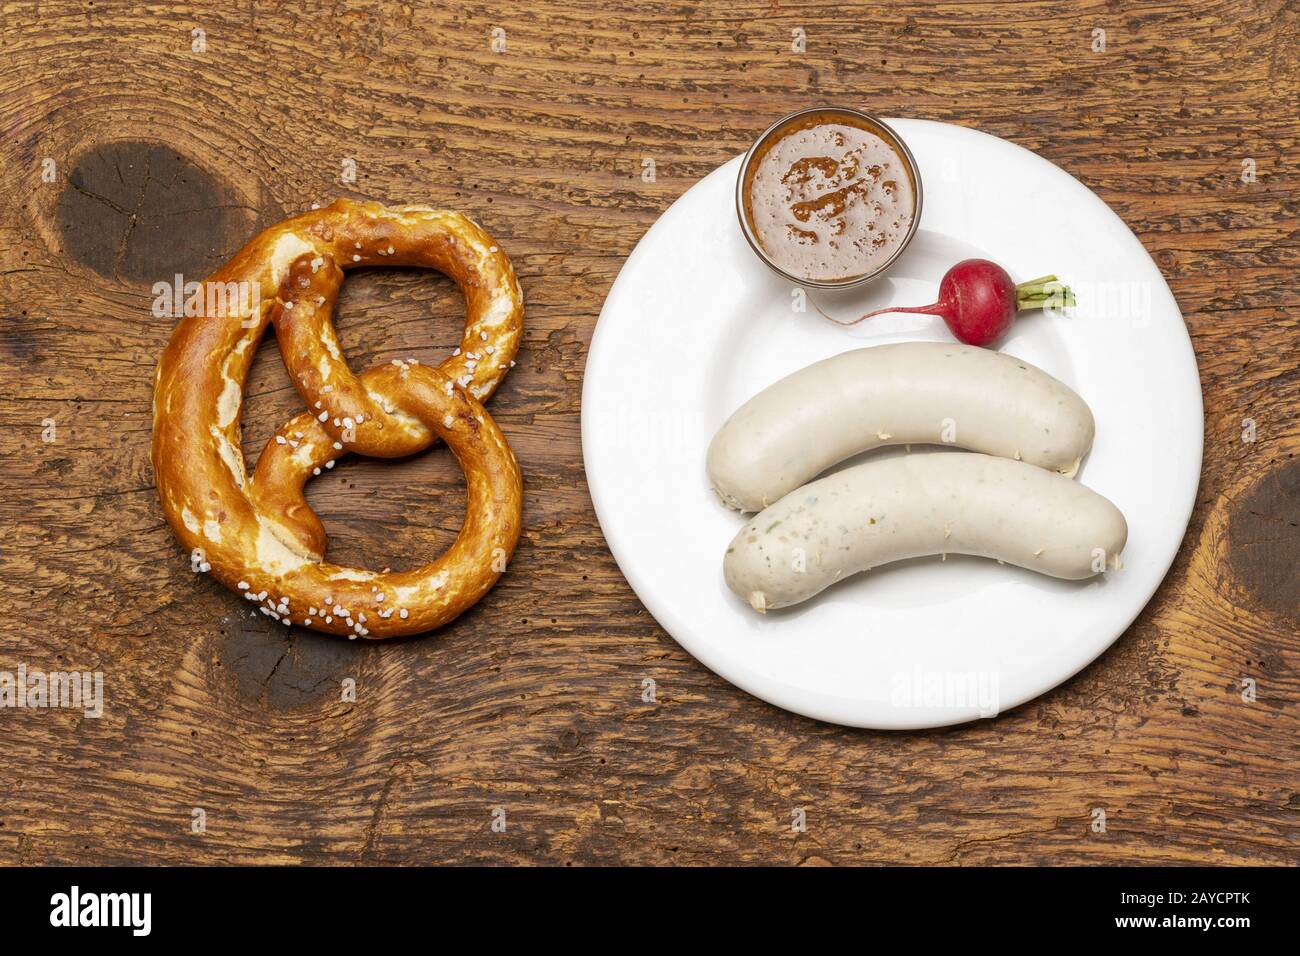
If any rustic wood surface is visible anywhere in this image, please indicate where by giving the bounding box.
[0,0,1296,866]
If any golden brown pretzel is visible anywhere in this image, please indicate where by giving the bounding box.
[151,199,524,639]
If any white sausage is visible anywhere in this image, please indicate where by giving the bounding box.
[707,342,1095,512]
[724,452,1127,612]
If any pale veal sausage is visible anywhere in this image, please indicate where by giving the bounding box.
[707,342,1095,512]
[723,452,1127,611]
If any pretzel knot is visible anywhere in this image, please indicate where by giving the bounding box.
[151,199,524,639]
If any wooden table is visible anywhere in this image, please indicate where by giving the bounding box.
[1,1,1295,866]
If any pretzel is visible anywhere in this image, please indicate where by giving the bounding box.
[151,199,524,639]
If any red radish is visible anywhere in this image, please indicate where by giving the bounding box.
[824,258,1075,346]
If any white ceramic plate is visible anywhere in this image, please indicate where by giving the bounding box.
[581,119,1202,729]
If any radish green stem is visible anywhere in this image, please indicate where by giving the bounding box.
[1016,276,1074,311]
[1020,291,1075,301]
[1021,294,1077,307]
[1017,282,1065,296]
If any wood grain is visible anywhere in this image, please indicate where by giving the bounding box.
[0,0,1296,865]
